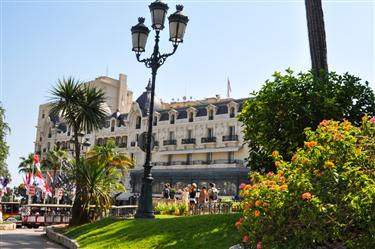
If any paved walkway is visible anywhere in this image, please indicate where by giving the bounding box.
[0,228,64,249]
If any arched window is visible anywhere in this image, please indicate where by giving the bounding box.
[208,110,214,120]
[230,107,235,118]
[189,112,194,122]
[136,116,141,129]
[153,116,158,126]
[170,114,175,124]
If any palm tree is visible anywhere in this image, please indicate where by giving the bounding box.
[18,153,35,175]
[41,146,68,201]
[305,0,328,77]
[86,139,134,172]
[49,77,107,225]
[77,158,125,222]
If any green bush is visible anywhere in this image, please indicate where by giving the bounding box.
[237,116,375,249]
[154,202,188,216]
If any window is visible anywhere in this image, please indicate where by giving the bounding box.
[187,130,193,139]
[230,107,235,118]
[208,110,214,120]
[229,126,235,136]
[168,155,173,165]
[169,131,175,140]
[170,114,175,124]
[105,120,110,128]
[207,128,213,138]
[153,116,158,126]
[228,151,234,163]
[136,116,141,129]
[42,112,45,119]
[186,153,192,165]
[189,112,194,122]
[206,152,213,163]
[136,134,139,144]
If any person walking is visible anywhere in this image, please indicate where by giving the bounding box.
[198,186,209,214]
[189,183,197,214]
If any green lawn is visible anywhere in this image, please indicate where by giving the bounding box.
[64,213,241,249]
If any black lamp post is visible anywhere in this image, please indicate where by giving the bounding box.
[131,0,188,219]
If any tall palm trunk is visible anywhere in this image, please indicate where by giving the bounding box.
[305,0,328,77]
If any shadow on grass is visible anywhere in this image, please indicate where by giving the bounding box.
[66,213,241,249]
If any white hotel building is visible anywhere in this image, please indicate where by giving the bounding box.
[35,74,249,198]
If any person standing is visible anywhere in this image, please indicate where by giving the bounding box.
[162,183,170,199]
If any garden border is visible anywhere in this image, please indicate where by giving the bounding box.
[46,225,79,249]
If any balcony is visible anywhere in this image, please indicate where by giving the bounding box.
[119,143,127,148]
[153,159,244,167]
[181,138,196,144]
[163,139,177,146]
[222,135,239,141]
[201,137,216,143]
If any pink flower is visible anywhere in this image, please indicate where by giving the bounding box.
[370,117,375,124]
[257,241,262,249]
[239,183,246,189]
[266,171,274,177]
[242,235,249,243]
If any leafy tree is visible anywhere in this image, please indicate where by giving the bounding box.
[0,105,10,178]
[49,77,107,225]
[237,117,375,249]
[14,184,28,204]
[238,70,375,172]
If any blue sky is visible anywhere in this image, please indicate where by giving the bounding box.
[1,0,374,187]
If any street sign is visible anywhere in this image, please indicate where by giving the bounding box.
[28,186,36,196]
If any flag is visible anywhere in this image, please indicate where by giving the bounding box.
[46,171,54,183]
[227,77,232,98]
[33,154,41,172]
[34,171,52,197]
[27,171,34,187]
[22,174,29,189]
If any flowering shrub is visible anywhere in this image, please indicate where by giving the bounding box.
[236,116,375,248]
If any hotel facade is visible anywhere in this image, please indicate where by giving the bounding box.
[35,74,249,198]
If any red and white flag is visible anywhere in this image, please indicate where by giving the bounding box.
[35,171,52,197]
[33,154,41,172]
[46,171,54,183]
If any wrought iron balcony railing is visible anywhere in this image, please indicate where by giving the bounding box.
[163,139,177,146]
[222,135,239,141]
[181,138,196,144]
[201,137,216,143]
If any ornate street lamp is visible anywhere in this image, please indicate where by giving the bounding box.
[131,0,189,219]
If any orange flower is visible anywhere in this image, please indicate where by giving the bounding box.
[263,202,270,208]
[302,158,310,165]
[279,176,285,183]
[275,161,282,167]
[255,200,262,207]
[324,160,334,169]
[302,192,312,199]
[291,155,299,161]
[247,202,252,209]
[277,170,284,175]
[279,184,288,191]
[254,210,260,217]
[333,134,345,141]
[272,150,279,158]
[305,141,317,149]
